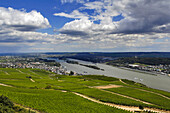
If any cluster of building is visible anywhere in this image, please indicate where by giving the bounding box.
[0,56,76,75]
[128,64,170,75]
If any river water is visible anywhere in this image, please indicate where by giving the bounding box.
[49,58,170,92]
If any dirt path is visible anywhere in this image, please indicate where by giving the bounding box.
[16,69,24,74]
[95,84,123,89]
[15,103,40,113]
[0,69,10,75]
[29,70,42,79]
[16,69,32,76]
[0,82,39,112]
[0,70,10,75]
[73,92,168,113]
[16,69,42,79]
[133,87,170,100]
[0,83,13,87]
[119,79,128,85]
[100,89,154,105]
[30,78,35,82]
[0,83,39,112]
[29,70,39,76]
[119,79,170,100]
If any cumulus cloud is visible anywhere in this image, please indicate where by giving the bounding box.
[99,0,170,34]
[1,0,170,52]
[0,6,57,52]
[0,30,67,44]
[56,0,170,39]
[58,19,92,37]
[0,7,50,31]
[62,19,93,30]
[52,0,170,51]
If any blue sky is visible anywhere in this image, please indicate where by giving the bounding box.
[0,0,77,33]
[0,0,170,53]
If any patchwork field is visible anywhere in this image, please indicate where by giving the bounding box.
[0,68,169,113]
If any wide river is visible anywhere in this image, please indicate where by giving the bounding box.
[49,58,170,92]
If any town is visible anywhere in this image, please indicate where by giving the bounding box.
[0,56,76,75]
[107,60,170,76]
[127,63,170,76]
[0,55,170,77]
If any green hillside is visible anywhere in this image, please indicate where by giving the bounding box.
[0,68,169,113]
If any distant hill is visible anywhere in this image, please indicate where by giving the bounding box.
[44,52,170,63]
[44,52,170,58]
[1,52,170,58]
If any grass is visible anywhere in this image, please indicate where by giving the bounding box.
[0,95,35,113]
[0,68,169,112]
[0,85,129,113]
[121,79,147,87]
[73,88,151,107]
[121,79,170,98]
[106,87,170,110]
[80,75,119,81]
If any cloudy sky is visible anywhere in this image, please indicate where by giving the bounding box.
[0,0,170,53]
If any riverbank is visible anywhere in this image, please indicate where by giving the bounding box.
[46,58,170,92]
[113,66,158,76]
[117,66,169,77]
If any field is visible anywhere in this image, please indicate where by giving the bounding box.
[0,68,169,113]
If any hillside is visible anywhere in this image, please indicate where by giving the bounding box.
[0,68,169,113]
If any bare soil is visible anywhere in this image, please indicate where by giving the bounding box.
[95,84,123,89]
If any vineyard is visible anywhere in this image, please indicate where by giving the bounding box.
[0,68,169,113]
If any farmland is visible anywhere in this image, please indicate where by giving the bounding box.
[0,68,169,112]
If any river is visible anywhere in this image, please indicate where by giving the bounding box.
[49,58,170,92]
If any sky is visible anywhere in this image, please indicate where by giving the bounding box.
[0,0,170,53]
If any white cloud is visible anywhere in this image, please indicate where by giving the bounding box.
[55,0,170,47]
[54,10,88,19]
[58,0,170,34]
[0,7,56,52]
[0,7,51,31]
[62,19,93,30]
[1,0,170,52]
[82,1,104,11]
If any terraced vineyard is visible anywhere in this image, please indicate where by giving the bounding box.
[0,68,169,113]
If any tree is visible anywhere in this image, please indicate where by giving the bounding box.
[69,71,74,75]
[45,85,52,89]
[139,105,144,110]
[0,95,14,108]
